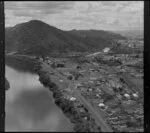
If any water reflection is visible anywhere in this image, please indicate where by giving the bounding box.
[5,65,73,132]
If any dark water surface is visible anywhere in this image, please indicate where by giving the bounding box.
[5,58,73,132]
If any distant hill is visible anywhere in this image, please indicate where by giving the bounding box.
[5,20,126,56]
[68,29,125,41]
[112,30,143,40]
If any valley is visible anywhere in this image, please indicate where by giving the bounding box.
[5,19,144,132]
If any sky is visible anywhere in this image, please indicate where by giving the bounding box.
[5,1,144,31]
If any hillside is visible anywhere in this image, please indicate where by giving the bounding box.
[5,20,126,56]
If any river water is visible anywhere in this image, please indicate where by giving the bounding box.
[5,58,73,132]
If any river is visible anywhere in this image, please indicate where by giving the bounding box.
[5,58,73,132]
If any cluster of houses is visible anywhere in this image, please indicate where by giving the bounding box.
[74,68,143,132]
[38,50,143,132]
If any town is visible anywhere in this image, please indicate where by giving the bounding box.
[35,38,143,132]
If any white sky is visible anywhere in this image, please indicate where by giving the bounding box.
[5,1,144,31]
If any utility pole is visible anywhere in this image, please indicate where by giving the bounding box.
[0,1,5,132]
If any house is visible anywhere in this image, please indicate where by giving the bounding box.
[109,80,122,89]
[132,93,139,98]
[98,103,105,107]
[109,117,118,120]
[70,97,76,101]
[76,83,82,87]
[103,47,110,53]
[124,93,130,99]
[98,103,108,110]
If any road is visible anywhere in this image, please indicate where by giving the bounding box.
[6,53,36,59]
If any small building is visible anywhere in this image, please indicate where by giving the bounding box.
[132,93,139,98]
[124,93,130,99]
[70,97,76,101]
[88,88,92,91]
[109,117,118,120]
[59,79,63,82]
[98,103,108,111]
[84,117,87,120]
[98,103,105,107]
[76,83,82,87]
[96,94,100,97]
[103,47,110,53]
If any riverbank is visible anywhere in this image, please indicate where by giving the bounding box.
[5,78,10,90]
[35,60,102,132]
